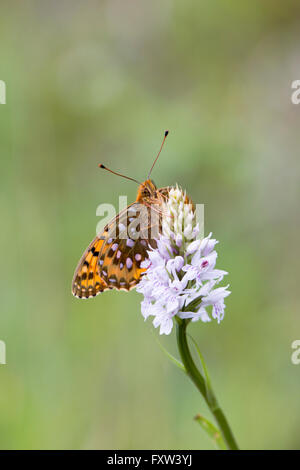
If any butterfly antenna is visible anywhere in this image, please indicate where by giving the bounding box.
[147,130,169,179]
[99,164,142,186]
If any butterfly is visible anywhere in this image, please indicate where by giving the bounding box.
[72,131,171,299]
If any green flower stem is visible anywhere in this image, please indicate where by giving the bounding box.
[176,318,239,450]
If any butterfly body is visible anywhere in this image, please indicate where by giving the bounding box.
[72,180,169,299]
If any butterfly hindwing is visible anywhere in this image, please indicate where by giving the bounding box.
[72,183,172,299]
[98,202,155,291]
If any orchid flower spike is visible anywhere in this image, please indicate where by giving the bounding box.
[137,187,231,335]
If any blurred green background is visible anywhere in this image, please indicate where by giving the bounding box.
[1,0,300,450]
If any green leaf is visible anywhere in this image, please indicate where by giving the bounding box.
[194,414,226,450]
[152,330,186,372]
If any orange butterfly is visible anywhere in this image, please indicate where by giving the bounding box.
[72,131,171,299]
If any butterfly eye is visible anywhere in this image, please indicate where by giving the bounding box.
[142,188,150,197]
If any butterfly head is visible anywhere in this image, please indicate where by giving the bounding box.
[136,179,157,202]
